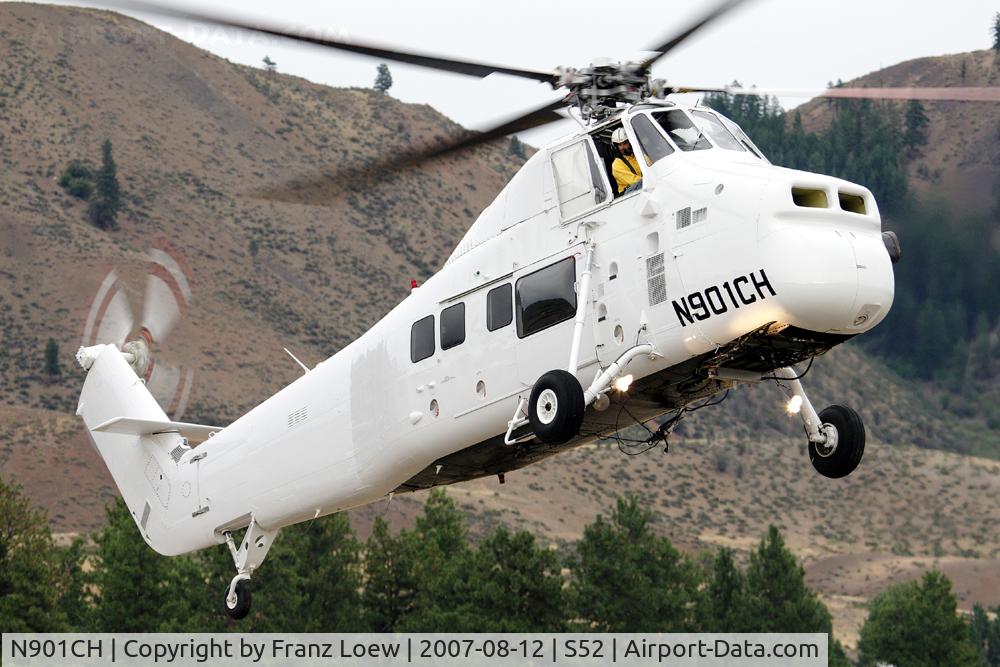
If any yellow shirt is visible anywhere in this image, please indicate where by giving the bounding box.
[612,154,642,194]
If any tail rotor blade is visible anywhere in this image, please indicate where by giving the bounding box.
[141,245,192,344]
[82,269,135,348]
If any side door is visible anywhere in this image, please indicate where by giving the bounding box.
[514,250,592,385]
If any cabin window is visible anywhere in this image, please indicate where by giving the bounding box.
[410,315,435,362]
[516,257,577,338]
[551,140,607,219]
[487,283,513,331]
[440,303,466,350]
[653,110,712,152]
[631,114,675,166]
[691,110,745,152]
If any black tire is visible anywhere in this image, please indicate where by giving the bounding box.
[224,578,251,620]
[809,404,865,479]
[528,370,585,444]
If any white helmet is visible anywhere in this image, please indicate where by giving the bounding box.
[611,128,629,144]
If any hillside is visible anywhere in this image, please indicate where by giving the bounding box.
[0,2,526,424]
[795,49,1000,215]
[1,3,999,647]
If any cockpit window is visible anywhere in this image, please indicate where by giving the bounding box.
[630,114,675,166]
[719,115,768,160]
[653,110,712,152]
[691,110,746,152]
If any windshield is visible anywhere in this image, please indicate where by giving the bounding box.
[653,110,712,152]
[691,110,745,152]
[630,114,675,166]
[718,115,768,160]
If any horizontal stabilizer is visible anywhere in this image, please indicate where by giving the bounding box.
[92,416,223,443]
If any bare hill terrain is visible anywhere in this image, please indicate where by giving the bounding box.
[1,4,999,646]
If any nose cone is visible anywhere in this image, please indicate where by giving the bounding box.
[759,177,894,335]
[761,227,858,332]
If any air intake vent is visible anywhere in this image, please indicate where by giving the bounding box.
[140,501,151,530]
[839,192,866,214]
[287,406,308,429]
[169,444,188,463]
[646,253,667,306]
[675,207,692,229]
[792,187,829,208]
[692,207,708,224]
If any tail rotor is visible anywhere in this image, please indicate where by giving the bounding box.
[80,242,195,420]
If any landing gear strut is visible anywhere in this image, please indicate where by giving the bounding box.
[222,515,279,620]
[775,367,865,479]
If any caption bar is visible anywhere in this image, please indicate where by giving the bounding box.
[4,633,828,666]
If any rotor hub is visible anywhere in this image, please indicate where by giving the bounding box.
[122,337,151,379]
[562,62,668,122]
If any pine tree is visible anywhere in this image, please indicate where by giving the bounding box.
[701,547,752,631]
[415,488,467,558]
[44,338,61,376]
[88,498,194,631]
[0,476,76,631]
[294,514,363,631]
[88,139,121,230]
[745,525,831,633]
[857,571,981,667]
[262,56,277,74]
[397,490,476,631]
[904,99,930,156]
[362,517,418,631]
[464,526,565,631]
[968,604,1000,666]
[983,604,1000,666]
[744,525,850,666]
[374,63,393,93]
[567,495,703,632]
[993,12,1000,51]
[509,136,526,159]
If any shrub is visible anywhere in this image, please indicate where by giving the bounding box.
[65,178,93,199]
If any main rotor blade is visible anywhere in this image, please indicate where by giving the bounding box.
[95,0,559,84]
[639,0,753,69]
[683,85,1000,103]
[260,98,568,205]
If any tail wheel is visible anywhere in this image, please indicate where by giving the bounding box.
[528,370,585,444]
[224,578,252,620]
[809,404,865,479]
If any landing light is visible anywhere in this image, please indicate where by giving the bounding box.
[614,374,634,393]
[786,395,803,415]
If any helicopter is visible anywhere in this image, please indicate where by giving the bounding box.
[73,0,1000,619]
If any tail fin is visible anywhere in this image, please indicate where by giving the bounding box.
[76,344,220,555]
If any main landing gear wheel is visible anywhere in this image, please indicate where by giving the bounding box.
[528,369,585,444]
[224,578,252,620]
[809,404,865,479]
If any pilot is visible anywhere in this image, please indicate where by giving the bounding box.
[610,127,642,195]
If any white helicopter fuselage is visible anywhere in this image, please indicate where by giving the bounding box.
[77,102,894,556]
